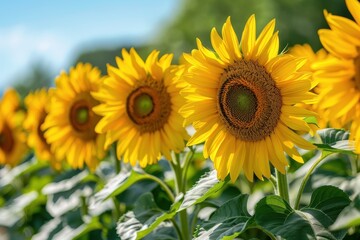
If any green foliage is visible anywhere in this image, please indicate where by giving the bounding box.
[315,128,355,154]
[178,170,229,211]
[255,186,350,240]
[331,195,360,231]
[194,195,252,240]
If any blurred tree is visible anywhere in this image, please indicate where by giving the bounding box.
[12,61,53,98]
[73,0,350,67]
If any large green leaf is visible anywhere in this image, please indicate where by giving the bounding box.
[42,170,96,217]
[32,209,102,240]
[117,192,167,240]
[90,169,149,210]
[178,170,228,212]
[330,195,360,230]
[280,209,336,240]
[0,191,39,227]
[194,195,252,240]
[314,128,355,154]
[255,189,350,240]
[307,185,350,222]
[254,195,292,234]
[0,158,47,189]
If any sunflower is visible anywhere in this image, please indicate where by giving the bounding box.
[93,48,189,167]
[0,89,28,167]
[24,89,62,170]
[289,44,341,131]
[180,15,316,182]
[42,63,106,171]
[313,0,360,152]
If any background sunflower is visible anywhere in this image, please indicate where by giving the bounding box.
[42,63,106,171]
[93,48,189,167]
[24,89,62,170]
[0,89,28,167]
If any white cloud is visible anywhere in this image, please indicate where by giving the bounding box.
[0,25,72,89]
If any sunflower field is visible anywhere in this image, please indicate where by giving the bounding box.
[2,0,360,239]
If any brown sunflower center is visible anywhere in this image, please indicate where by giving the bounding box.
[127,82,171,133]
[0,122,14,154]
[354,49,360,90]
[38,111,50,147]
[218,60,282,141]
[69,94,100,140]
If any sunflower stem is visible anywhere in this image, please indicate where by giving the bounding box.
[269,174,278,194]
[171,152,190,240]
[143,173,175,202]
[294,152,330,210]
[276,169,290,204]
[112,143,121,174]
[181,146,196,190]
[80,195,88,217]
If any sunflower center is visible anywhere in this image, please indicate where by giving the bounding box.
[225,84,258,123]
[354,50,360,90]
[0,123,14,154]
[127,83,171,133]
[69,95,100,140]
[134,94,154,117]
[218,60,282,141]
[38,112,50,147]
[76,107,89,124]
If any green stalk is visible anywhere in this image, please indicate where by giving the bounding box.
[276,169,290,203]
[143,173,175,202]
[181,147,195,191]
[81,195,88,216]
[269,174,278,194]
[171,152,190,240]
[112,143,121,174]
[294,152,330,209]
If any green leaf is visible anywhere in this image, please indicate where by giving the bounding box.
[279,209,336,240]
[304,116,319,127]
[142,226,178,240]
[90,169,149,209]
[330,195,360,230]
[0,191,39,227]
[0,158,47,189]
[178,170,228,212]
[307,185,350,222]
[33,209,102,240]
[42,170,95,217]
[136,200,181,239]
[117,192,183,240]
[314,128,355,154]
[255,195,343,240]
[254,195,292,234]
[194,195,252,240]
[117,192,165,240]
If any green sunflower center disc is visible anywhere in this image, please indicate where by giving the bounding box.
[0,123,15,153]
[218,60,282,141]
[127,84,171,133]
[226,86,258,123]
[134,94,154,117]
[68,93,100,140]
[76,107,89,124]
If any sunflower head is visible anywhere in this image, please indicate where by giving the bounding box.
[42,63,106,171]
[314,0,360,152]
[93,48,189,167]
[24,89,63,170]
[0,89,28,167]
[181,15,316,182]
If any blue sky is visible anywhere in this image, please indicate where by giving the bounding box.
[0,0,179,91]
